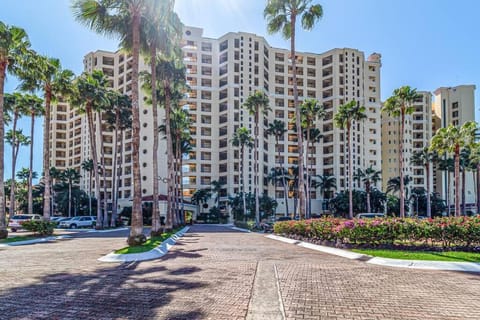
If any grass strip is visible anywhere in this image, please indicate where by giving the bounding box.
[352,249,480,262]
[0,235,41,244]
[114,229,180,254]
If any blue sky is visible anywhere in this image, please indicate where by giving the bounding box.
[1,0,479,181]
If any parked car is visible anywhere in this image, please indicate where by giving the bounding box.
[8,214,42,232]
[355,213,385,219]
[58,216,96,229]
[276,216,292,222]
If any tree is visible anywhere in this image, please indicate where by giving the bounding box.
[436,157,454,216]
[333,100,366,219]
[267,119,289,216]
[5,129,30,216]
[60,168,81,217]
[231,127,254,220]
[470,142,480,215]
[267,167,289,216]
[244,91,270,225]
[316,174,336,200]
[71,70,109,228]
[73,0,147,245]
[430,122,477,217]
[18,53,75,221]
[81,159,94,217]
[191,188,211,221]
[354,166,381,213]
[299,99,324,218]
[382,86,421,218]
[411,148,437,218]
[210,180,224,208]
[265,0,323,219]
[0,22,30,238]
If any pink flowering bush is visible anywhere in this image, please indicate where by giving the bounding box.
[273,216,480,249]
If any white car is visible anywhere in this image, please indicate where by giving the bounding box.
[58,216,97,229]
[8,214,43,232]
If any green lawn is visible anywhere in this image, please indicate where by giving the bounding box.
[114,230,178,254]
[352,249,480,262]
[0,235,40,244]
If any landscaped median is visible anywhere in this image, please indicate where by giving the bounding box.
[98,226,189,263]
[271,217,480,269]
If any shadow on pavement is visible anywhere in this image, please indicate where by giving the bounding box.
[0,262,206,319]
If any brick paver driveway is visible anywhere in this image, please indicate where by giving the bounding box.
[0,225,479,320]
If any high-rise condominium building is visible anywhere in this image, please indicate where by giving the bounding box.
[381,92,434,195]
[433,85,476,213]
[50,26,382,217]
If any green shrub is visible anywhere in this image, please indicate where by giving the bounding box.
[21,220,56,236]
[234,220,256,231]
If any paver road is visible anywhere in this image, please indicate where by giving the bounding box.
[0,225,479,320]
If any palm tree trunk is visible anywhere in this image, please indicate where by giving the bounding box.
[164,80,174,231]
[277,137,289,217]
[115,131,124,222]
[86,105,102,228]
[366,182,371,213]
[68,183,72,218]
[241,145,247,221]
[454,147,460,217]
[477,163,480,215]
[89,171,92,216]
[28,113,35,215]
[150,44,161,235]
[348,123,353,219]
[110,110,120,227]
[180,152,185,224]
[0,64,7,237]
[291,16,306,219]
[43,88,52,219]
[305,127,310,219]
[254,115,260,224]
[98,111,108,227]
[426,163,431,218]
[10,114,18,216]
[399,111,405,218]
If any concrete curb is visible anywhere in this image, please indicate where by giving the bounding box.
[230,226,251,233]
[266,234,480,273]
[98,226,190,263]
[86,227,129,233]
[0,235,73,247]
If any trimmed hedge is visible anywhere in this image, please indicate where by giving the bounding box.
[21,220,56,236]
[274,217,480,249]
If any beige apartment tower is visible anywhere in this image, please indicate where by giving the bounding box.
[49,26,383,217]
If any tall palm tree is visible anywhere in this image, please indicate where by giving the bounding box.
[231,127,254,219]
[25,94,44,215]
[191,188,211,220]
[73,0,147,245]
[316,174,336,200]
[299,99,324,218]
[470,143,480,215]
[4,93,28,216]
[265,0,323,219]
[19,54,75,220]
[382,86,421,218]
[210,180,224,208]
[61,168,81,217]
[459,148,472,216]
[244,91,270,225]
[267,119,289,216]
[436,157,454,216]
[81,159,94,217]
[354,166,381,213]
[430,122,477,217]
[71,70,109,228]
[333,100,366,219]
[5,129,30,216]
[0,22,30,237]
[411,147,436,218]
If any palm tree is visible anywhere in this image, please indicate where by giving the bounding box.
[430,122,477,217]
[191,188,211,221]
[73,0,147,245]
[411,147,437,218]
[267,167,290,217]
[49,167,63,215]
[316,174,336,200]
[81,159,94,217]
[244,91,270,225]
[354,166,381,213]
[18,54,75,221]
[470,143,480,215]
[299,98,324,218]
[231,127,254,220]
[267,119,289,216]
[71,70,109,228]
[25,94,44,215]
[460,148,472,216]
[210,180,224,208]
[61,168,81,217]
[436,157,454,216]
[5,129,30,216]
[382,86,421,218]
[265,0,323,219]
[333,100,366,219]
[0,22,30,237]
